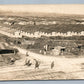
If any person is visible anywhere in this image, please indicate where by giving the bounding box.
[25,53,32,66]
[24,53,32,66]
[51,61,54,69]
[34,59,40,69]
[27,60,32,66]
[10,57,15,65]
[26,51,29,56]
[25,59,32,66]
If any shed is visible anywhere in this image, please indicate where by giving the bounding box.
[50,46,66,56]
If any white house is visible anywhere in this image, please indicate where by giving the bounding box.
[14,31,22,38]
[4,22,11,25]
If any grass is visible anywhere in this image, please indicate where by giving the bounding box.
[0,15,84,33]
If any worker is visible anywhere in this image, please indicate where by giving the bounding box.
[34,59,40,69]
[24,53,31,66]
[25,59,32,66]
[10,57,15,65]
[51,61,54,69]
[26,51,29,56]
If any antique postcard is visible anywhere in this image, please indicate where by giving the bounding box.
[0,4,84,80]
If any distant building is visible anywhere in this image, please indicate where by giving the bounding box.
[8,18,14,20]
[80,22,84,24]
[14,31,22,38]
[4,22,11,25]
[0,17,4,20]
[22,39,35,45]
[50,46,66,56]
[18,21,34,25]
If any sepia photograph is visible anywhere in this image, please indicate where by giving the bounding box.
[0,4,84,80]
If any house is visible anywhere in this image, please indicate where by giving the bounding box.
[8,18,14,20]
[50,46,66,56]
[18,21,27,25]
[4,22,11,25]
[0,17,4,20]
[14,31,22,38]
[80,22,84,24]
[22,39,35,45]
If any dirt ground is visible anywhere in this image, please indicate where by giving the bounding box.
[0,27,84,80]
[0,42,84,80]
[0,51,84,80]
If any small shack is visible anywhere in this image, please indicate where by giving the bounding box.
[50,46,66,56]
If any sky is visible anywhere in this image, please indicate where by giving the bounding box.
[0,0,84,4]
[0,0,84,15]
[0,5,84,15]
